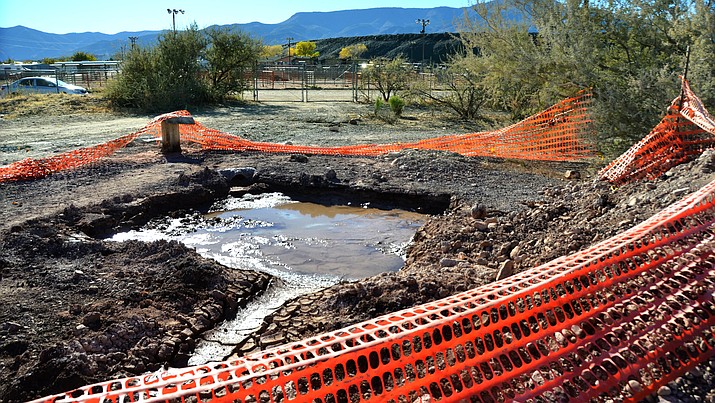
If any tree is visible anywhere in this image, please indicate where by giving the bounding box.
[295,41,319,58]
[155,25,208,107]
[686,0,715,107]
[70,51,97,61]
[106,24,208,112]
[454,0,714,155]
[105,46,158,110]
[339,43,368,60]
[414,55,488,120]
[261,44,283,60]
[205,28,263,100]
[107,24,264,111]
[362,56,413,102]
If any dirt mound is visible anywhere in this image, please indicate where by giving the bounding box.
[231,151,715,402]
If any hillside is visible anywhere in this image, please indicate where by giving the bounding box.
[315,33,462,63]
[0,6,495,61]
[0,26,159,61]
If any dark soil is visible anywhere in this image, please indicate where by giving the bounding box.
[1,101,714,402]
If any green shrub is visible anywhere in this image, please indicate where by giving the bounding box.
[373,97,397,123]
[374,98,384,115]
[70,51,97,61]
[362,56,413,102]
[106,24,261,112]
[205,28,262,101]
[388,95,405,117]
[106,26,207,112]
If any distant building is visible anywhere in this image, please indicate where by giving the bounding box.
[0,62,32,79]
[50,61,121,74]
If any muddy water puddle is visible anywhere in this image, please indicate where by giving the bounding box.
[111,192,426,364]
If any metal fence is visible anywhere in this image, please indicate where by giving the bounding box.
[249,63,360,102]
[1,61,446,102]
[248,62,443,103]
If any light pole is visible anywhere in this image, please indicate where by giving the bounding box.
[416,18,430,69]
[416,18,430,34]
[167,9,184,32]
[286,37,294,64]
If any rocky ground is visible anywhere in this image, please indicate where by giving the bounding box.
[0,96,714,402]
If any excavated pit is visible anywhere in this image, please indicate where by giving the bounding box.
[110,190,432,364]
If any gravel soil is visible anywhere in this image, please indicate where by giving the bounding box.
[0,98,713,402]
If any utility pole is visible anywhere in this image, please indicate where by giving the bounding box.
[128,36,138,50]
[286,37,294,64]
[167,9,185,32]
[416,18,430,69]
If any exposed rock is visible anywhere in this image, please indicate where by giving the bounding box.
[495,260,514,281]
[658,385,672,396]
[439,258,457,267]
[473,220,488,231]
[219,167,257,183]
[470,203,487,219]
[289,154,309,163]
[81,312,101,330]
[1,322,22,334]
[325,168,338,182]
[564,170,580,179]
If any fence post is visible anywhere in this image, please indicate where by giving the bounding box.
[253,61,259,102]
[301,64,307,102]
[161,116,194,153]
[352,62,358,103]
[54,68,59,94]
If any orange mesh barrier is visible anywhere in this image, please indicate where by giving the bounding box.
[599,78,715,185]
[0,94,592,183]
[32,175,715,402]
[140,93,593,161]
[0,131,143,183]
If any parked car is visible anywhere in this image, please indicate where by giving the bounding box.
[0,77,88,95]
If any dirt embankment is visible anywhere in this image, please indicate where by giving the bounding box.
[1,98,714,401]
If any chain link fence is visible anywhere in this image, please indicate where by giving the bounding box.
[247,62,445,103]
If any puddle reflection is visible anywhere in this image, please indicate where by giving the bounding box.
[115,192,426,280]
[111,192,427,364]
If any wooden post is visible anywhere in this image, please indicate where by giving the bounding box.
[160,116,194,153]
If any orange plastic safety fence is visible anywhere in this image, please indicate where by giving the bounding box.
[599,78,715,185]
[0,131,145,183]
[0,94,592,183]
[32,172,715,402]
[141,93,594,161]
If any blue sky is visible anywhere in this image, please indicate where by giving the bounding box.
[0,1,473,34]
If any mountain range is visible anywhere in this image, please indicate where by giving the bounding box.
[0,7,474,61]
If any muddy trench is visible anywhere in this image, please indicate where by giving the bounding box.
[0,165,451,401]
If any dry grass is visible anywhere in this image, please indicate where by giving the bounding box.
[0,93,113,119]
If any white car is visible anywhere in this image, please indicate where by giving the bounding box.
[0,77,88,95]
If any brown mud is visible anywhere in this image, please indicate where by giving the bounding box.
[1,101,713,402]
